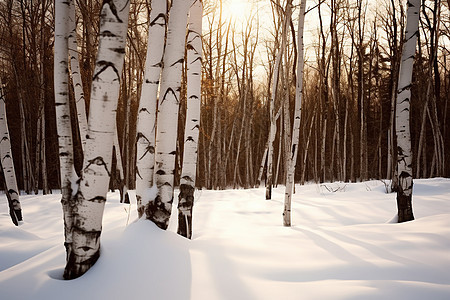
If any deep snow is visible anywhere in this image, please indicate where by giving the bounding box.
[1,178,450,299]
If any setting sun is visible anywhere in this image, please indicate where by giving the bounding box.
[222,0,255,24]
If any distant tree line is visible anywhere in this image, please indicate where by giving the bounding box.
[0,0,448,195]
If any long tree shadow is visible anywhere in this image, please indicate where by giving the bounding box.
[191,240,256,300]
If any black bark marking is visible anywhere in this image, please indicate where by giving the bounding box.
[170,58,184,67]
[102,0,124,23]
[156,169,166,175]
[181,175,193,183]
[145,79,159,84]
[8,189,18,195]
[191,56,202,64]
[291,144,297,157]
[136,167,142,180]
[162,182,172,187]
[100,30,117,37]
[138,107,151,114]
[93,60,120,82]
[137,133,155,159]
[88,196,106,203]
[169,151,177,155]
[186,136,194,142]
[149,13,167,27]
[398,84,412,94]
[161,87,179,105]
[188,32,201,43]
[84,156,111,176]
[151,61,163,68]
[111,47,126,54]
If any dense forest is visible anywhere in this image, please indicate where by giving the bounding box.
[0,0,448,191]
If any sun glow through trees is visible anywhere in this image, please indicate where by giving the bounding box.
[222,0,255,24]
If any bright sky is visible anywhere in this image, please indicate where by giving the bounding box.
[221,0,256,23]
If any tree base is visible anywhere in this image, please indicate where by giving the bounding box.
[396,191,414,223]
[63,228,101,280]
[266,185,272,200]
[177,184,194,239]
[145,196,171,230]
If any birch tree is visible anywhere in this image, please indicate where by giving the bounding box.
[266,0,291,200]
[68,0,88,150]
[395,0,420,223]
[147,0,192,229]
[54,0,76,261]
[283,0,306,227]
[64,0,130,279]
[135,0,167,218]
[178,0,202,239]
[0,80,23,226]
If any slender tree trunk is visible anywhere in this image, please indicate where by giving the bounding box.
[395,0,420,223]
[178,0,202,239]
[149,0,192,229]
[0,81,23,226]
[284,0,306,227]
[64,0,130,279]
[301,113,315,185]
[267,0,291,199]
[54,0,76,266]
[135,0,167,218]
[68,0,88,150]
[257,139,269,186]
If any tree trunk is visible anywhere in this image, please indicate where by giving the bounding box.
[284,0,305,227]
[395,0,420,223]
[178,0,202,239]
[266,0,291,199]
[0,81,23,226]
[54,0,76,265]
[135,0,167,218]
[149,0,191,229]
[64,0,130,279]
[68,0,88,151]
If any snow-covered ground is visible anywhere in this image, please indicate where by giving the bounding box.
[1,178,450,300]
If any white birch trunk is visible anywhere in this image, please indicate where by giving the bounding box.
[266,0,291,199]
[68,0,88,149]
[177,0,202,239]
[149,0,192,229]
[395,0,419,223]
[136,0,167,218]
[54,0,76,261]
[283,0,306,227]
[64,0,130,279]
[0,81,22,226]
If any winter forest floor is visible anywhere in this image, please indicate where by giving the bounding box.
[1,178,450,300]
